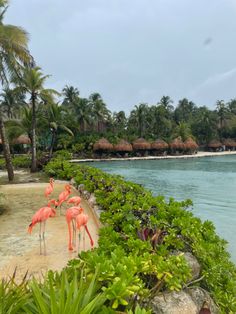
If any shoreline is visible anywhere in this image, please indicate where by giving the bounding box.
[70,150,236,163]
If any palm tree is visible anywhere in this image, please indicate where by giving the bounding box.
[89,93,111,132]
[216,100,229,138]
[45,102,73,157]
[5,106,32,143]
[62,85,79,108]
[0,0,31,181]
[0,87,26,119]
[73,97,91,133]
[129,103,149,137]
[17,66,59,172]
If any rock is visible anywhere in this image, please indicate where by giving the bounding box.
[148,288,219,314]
[78,184,85,195]
[172,251,200,281]
[83,190,90,200]
[187,287,219,314]
[149,291,197,314]
[88,194,97,207]
[183,252,201,280]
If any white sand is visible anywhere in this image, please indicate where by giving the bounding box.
[70,150,236,163]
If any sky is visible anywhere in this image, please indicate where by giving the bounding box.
[6,0,236,113]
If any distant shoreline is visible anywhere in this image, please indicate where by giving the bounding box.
[70,150,236,163]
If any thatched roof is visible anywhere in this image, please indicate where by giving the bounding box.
[169,137,185,150]
[151,139,169,150]
[132,138,151,150]
[208,140,222,148]
[114,139,133,152]
[93,138,113,151]
[13,135,31,145]
[184,137,198,150]
[222,138,236,147]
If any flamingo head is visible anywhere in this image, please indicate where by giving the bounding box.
[50,178,55,184]
[47,199,58,207]
[65,184,71,192]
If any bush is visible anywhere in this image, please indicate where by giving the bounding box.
[0,156,31,169]
[44,158,236,313]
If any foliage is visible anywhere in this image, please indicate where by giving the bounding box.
[44,158,236,313]
[0,156,30,169]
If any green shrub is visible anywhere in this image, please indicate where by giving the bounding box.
[44,158,236,313]
[0,156,31,169]
[53,150,72,160]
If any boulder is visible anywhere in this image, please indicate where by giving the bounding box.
[183,252,201,280]
[149,291,197,314]
[187,287,219,314]
[149,288,219,314]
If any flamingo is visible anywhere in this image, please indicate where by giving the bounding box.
[65,206,83,251]
[44,178,54,199]
[57,184,71,215]
[67,196,81,206]
[76,212,94,252]
[28,199,58,255]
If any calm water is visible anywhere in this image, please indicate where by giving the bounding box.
[87,156,236,262]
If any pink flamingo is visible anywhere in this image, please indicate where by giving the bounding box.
[76,212,94,252]
[57,184,71,215]
[28,199,58,255]
[44,178,54,199]
[66,206,83,251]
[67,196,81,206]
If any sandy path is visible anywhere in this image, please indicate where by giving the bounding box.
[0,182,100,282]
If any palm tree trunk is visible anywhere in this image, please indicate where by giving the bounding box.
[31,93,37,172]
[0,115,14,181]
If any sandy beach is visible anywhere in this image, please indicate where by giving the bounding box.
[70,150,236,163]
[0,182,100,282]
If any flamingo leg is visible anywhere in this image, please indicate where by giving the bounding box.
[72,219,75,248]
[83,227,85,251]
[39,222,42,255]
[78,230,81,253]
[42,221,46,256]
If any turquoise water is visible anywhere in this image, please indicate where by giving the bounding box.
[87,156,236,262]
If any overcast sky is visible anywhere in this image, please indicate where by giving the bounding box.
[6,0,236,112]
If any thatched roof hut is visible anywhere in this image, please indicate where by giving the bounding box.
[132,138,151,150]
[208,140,222,149]
[151,139,168,150]
[169,137,185,151]
[13,135,31,145]
[114,139,133,152]
[222,138,236,148]
[93,138,113,151]
[184,138,198,151]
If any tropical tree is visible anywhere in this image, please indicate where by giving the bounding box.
[89,93,111,132]
[17,66,59,172]
[191,106,218,144]
[73,97,91,133]
[216,100,229,138]
[112,110,127,135]
[62,85,79,108]
[0,0,31,181]
[0,88,25,119]
[174,122,192,141]
[44,102,73,157]
[159,95,174,112]
[128,103,149,138]
[174,98,196,123]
